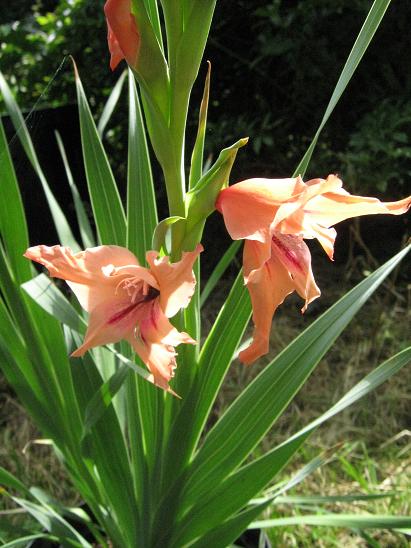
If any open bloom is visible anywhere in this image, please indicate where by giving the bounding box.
[104,0,139,70]
[24,244,202,393]
[216,174,410,364]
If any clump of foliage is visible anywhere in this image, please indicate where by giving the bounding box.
[0,0,111,108]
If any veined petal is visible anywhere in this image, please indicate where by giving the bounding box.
[129,301,195,393]
[216,177,304,242]
[273,174,343,232]
[71,295,141,357]
[146,244,203,318]
[303,188,411,228]
[130,336,178,393]
[240,240,295,365]
[271,232,320,311]
[24,244,139,283]
[104,0,140,70]
[24,244,140,312]
[139,300,195,347]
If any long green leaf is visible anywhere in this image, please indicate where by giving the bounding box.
[251,514,411,530]
[0,468,31,498]
[189,61,211,189]
[127,69,158,263]
[255,493,397,506]
[97,70,127,137]
[166,270,250,460]
[176,347,411,544]
[0,72,78,250]
[155,271,251,535]
[9,496,92,547]
[74,61,126,246]
[126,69,163,539]
[0,247,80,445]
[174,447,331,545]
[1,535,58,548]
[183,246,410,509]
[55,131,95,249]
[68,331,139,546]
[177,346,411,546]
[294,0,391,176]
[0,119,31,283]
[82,356,153,436]
[188,502,272,548]
[22,273,87,334]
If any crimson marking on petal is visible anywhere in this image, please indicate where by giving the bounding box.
[107,303,138,325]
[271,234,303,272]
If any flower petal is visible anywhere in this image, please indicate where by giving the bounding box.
[271,232,320,312]
[71,295,141,356]
[130,336,178,393]
[146,244,203,318]
[273,174,343,232]
[216,177,304,241]
[303,188,411,228]
[104,0,140,70]
[129,300,195,392]
[24,245,140,312]
[239,240,295,365]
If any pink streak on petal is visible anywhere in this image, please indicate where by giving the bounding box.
[71,296,140,357]
[271,232,320,312]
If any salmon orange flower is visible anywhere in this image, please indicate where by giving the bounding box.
[104,0,140,70]
[216,175,410,364]
[24,244,202,393]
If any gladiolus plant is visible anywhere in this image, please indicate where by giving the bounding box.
[0,0,410,546]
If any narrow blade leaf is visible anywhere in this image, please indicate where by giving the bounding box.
[74,61,126,246]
